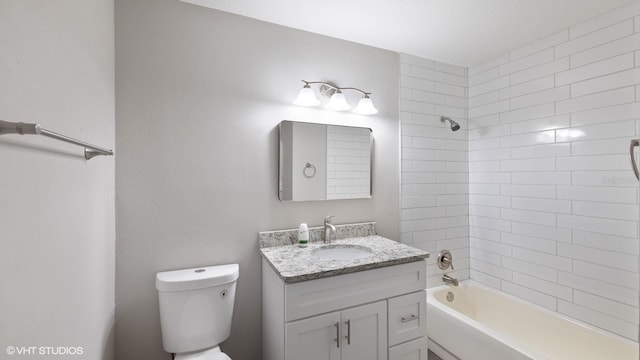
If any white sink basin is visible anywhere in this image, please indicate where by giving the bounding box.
[312,245,373,261]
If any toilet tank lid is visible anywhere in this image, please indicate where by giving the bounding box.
[156,264,239,292]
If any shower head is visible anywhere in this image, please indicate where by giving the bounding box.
[441,116,461,131]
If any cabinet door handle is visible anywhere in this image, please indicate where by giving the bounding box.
[345,319,351,345]
[335,321,340,348]
[401,314,418,323]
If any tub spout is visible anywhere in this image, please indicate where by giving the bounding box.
[443,274,458,286]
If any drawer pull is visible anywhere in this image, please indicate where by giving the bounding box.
[401,314,418,323]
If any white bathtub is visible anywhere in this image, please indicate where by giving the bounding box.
[427,280,638,360]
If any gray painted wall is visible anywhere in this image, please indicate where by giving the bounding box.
[0,0,115,359]
[115,1,399,359]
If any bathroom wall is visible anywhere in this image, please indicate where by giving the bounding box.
[468,3,640,340]
[398,54,470,287]
[0,0,115,359]
[114,1,399,359]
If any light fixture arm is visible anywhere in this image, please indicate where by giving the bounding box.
[338,87,371,96]
[301,80,337,89]
[300,80,371,96]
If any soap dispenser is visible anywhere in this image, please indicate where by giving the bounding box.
[298,223,309,248]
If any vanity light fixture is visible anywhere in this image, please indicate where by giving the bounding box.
[293,82,321,106]
[352,94,378,115]
[324,89,350,111]
[294,80,378,115]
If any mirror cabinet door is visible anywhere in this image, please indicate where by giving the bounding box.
[279,120,372,201]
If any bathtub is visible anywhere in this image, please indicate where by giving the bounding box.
[426,280,638,360]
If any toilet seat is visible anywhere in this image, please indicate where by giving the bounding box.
[174,347,231,360]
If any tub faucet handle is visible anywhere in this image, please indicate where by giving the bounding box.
[438,250,454,270]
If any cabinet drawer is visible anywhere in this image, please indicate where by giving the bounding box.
[388,291,426,346]
[286,261,426,321]
[388,336,427,360]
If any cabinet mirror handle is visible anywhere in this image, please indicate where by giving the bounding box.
[630,139,639,180]
[401,314,418,323]
[335,321,340,348]
[345,319,351,345]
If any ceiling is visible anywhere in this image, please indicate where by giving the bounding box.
[180,0,636,67]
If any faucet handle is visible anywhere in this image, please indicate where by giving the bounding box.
[324,214,335,223]
[437,250,454,270]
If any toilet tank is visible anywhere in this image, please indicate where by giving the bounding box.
[156,264,239,354]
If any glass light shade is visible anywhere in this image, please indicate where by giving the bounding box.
[293,86,321,107]
[324,91,350,111]
[353,96,378,115]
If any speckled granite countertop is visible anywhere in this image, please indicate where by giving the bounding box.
[260,235,429,283]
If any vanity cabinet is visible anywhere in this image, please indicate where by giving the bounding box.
[262,259,427,360]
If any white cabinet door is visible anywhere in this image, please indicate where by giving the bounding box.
[341,300,387,360]
[286,311,341,360]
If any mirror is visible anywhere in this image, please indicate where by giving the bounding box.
[279,120,372,201]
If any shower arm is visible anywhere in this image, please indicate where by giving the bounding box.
[441,116,454,124]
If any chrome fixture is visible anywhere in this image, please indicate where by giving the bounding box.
[302,162,317,179]
[437,250,454,270]
[629,139,639,180]
[294,80,378,115]
[446,291,454,302]
[323,215,336,243]
[401,314,419,323]
[440,116,460,131]
[442,274,459,287]
[0,119,113,160]
[440,249,458,286]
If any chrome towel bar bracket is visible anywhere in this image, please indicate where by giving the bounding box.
[0,120,113,160]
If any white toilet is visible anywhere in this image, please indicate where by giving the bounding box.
[155,263,239,360]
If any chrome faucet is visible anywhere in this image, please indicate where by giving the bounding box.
[442,274,459,286]
[323,215,336,243]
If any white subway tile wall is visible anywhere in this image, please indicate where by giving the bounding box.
[326,125,371,199]
[467,2,640,340]
[399,53,469,287]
